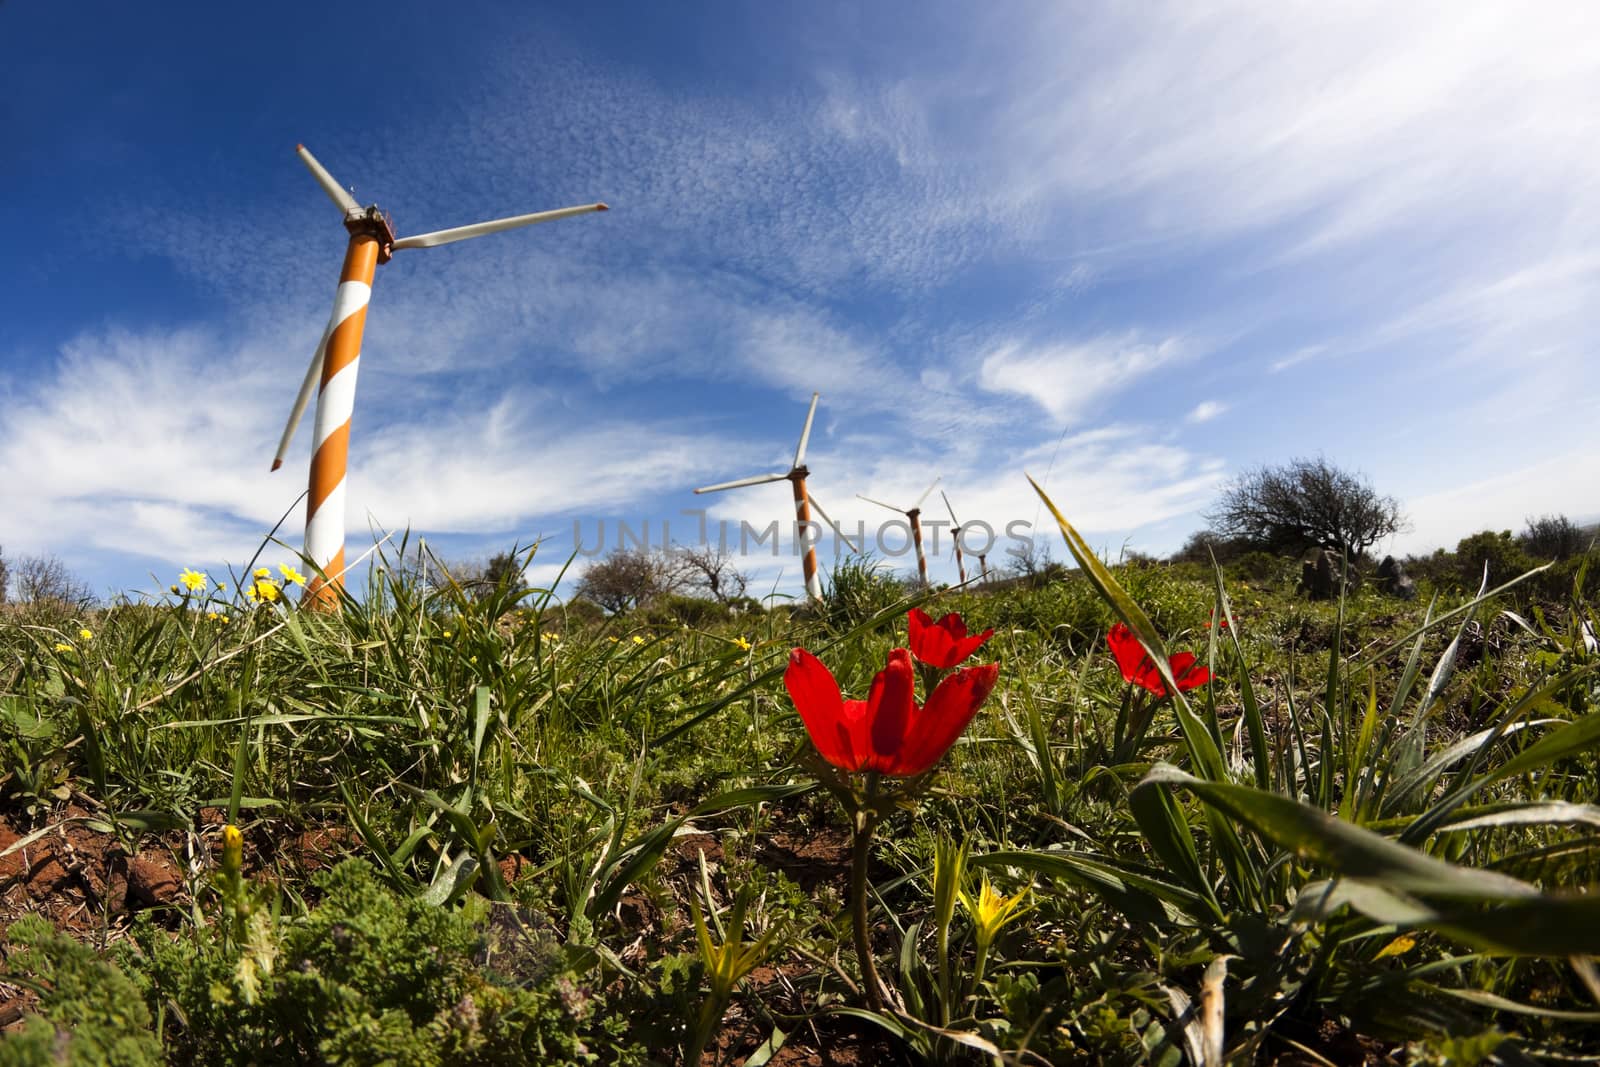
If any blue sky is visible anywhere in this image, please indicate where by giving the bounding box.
[3,1,1597,601]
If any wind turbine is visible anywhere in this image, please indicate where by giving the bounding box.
[693,392,858,603]
[271,145,608,608]
[858,478,941,587]
[942,490,990,586]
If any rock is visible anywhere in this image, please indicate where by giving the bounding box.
[1376,555,1417,600]
[1298,548,1345,600]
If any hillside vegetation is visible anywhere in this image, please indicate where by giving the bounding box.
[1,505,1597,1065]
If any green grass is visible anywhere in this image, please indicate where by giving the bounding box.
[2,526,1598,1064]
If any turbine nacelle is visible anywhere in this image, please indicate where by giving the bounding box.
[271,145,608,473]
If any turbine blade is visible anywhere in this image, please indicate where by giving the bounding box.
[807,494,862,555]
[296,144,361,216]
[913,477,942,511]
[392,202,609,251]
[941,489,961,526]
[694,472,789,494]
[271,325,330,471]
[856,493,904,515]
[793,391,819,469]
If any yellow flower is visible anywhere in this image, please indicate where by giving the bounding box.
[470,655,479,663]
[78,628,93,641]
[958,875,1033,951]
[632,635,646,645]
[544,631,561,642]
[216,583,227,593]
[179,568,207,592]
[278,564,306,586]
[733,636,752,651]
[170,584,182,594]
[608,636,620,644]
[442,629,452,639]
[53,642,73,653]
[207,611,220,621]
[255,580,280,603]
[244,582,259,603]
[253,567,271,579]
[222,824,244,878]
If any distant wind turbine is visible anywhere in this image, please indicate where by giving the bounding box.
[693,392,858,603]
[942,490,990,585]
[271,145,608,608]
[858,477,941,587]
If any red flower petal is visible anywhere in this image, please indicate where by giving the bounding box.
[784,648,857,771]
[865,648,916,772]
[888,662,999,775]
[1107,623,1157,688]
[1168,652,1212,692]
[909,609,995,669]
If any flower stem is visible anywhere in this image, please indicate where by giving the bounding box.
[850,801,885,1011]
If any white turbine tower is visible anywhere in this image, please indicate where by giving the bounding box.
[693,392,858,603]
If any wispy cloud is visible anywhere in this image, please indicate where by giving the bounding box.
[1186,401,1226,424]
[0,326,738,565]
[977,334,1187,426]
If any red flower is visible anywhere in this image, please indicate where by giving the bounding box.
[1106,622,1211,697]
[784,647,999,776]
[907,609,994,669]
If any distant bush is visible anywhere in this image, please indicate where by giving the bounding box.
[1446,530,1539,594]
[1519,514,1589,561]
[1169,529,1257,566]
[641,593,727,629]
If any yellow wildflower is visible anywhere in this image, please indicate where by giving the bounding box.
[253,567,271,579]
[608,636,620,643]
[733,636,752,651]
[244,582,259,603]
[79,628,93,641]
[53,642,73,653]
[170,584,182,594]
[255,580,280,603]
[278,564,306,586]
[470,655,479,663]
[632,635,646,646]
[216,583,227,592]
[958,875,1033,952]
[222,824,244,878]
[179,568,207,592]
[544,631,561,642]
[442,629,452,638]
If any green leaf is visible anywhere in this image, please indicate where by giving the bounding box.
[1140,764,1538,901]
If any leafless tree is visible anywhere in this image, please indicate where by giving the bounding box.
[675,545,749,606]
[1207,456,1406,561]
[11,553,95,608]
[1006,536,1055,583]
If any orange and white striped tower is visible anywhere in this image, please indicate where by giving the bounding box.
[859,478,941,589]
[694,392,858,604]
[790,471,824,602]
[942,490,968,585]
[907,507,929,587]
[271,144,607,609]
[298,223,384,608]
